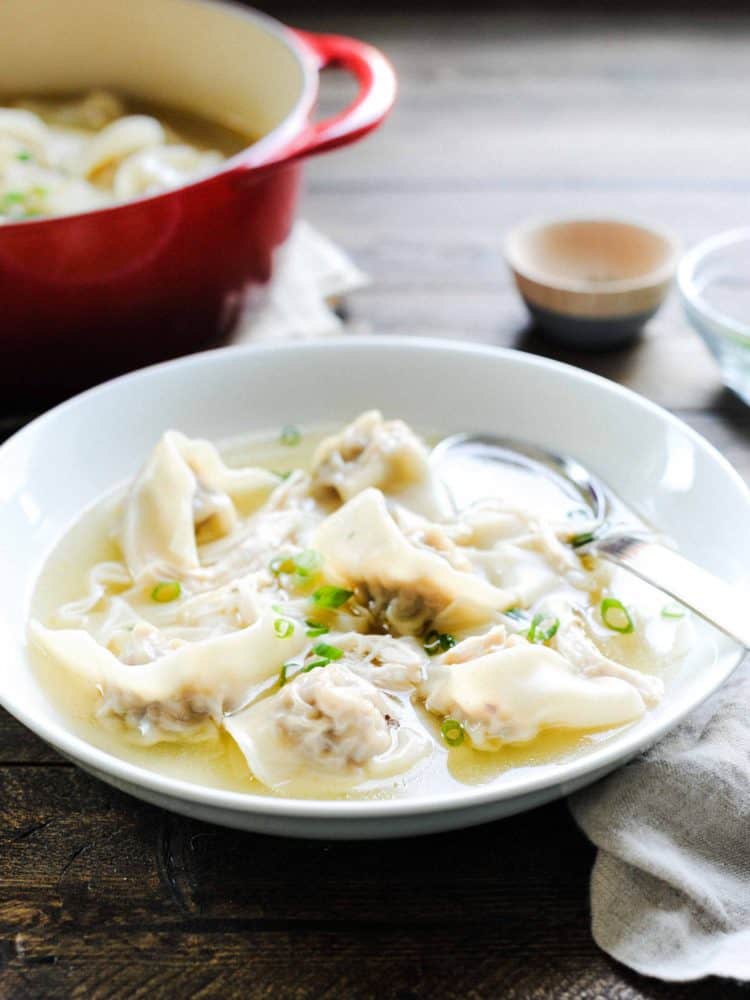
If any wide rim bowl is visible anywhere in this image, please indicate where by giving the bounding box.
[1,337,747,833]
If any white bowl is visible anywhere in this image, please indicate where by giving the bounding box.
[1,338,747,838]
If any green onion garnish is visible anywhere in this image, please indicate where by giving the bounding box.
[302,657,331,673]
[305,620,330,637]
[151,580,181,603]
[312,642,343,661]
[280,425,301,447]
[311,585,353,609]
[279,662,298,686]
[661,602,685,620]
[504,608,528,622]
[2,191,24,206]
[570,530,596,548]
[16,150,32,162]
[526,614,560,644]
[293,549,323,578]
[441,718,465,747]
[274,618,294,638]
[601,598,634,634]
[424,630,456,655]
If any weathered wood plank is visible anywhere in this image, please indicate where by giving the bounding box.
[1,767,746,998]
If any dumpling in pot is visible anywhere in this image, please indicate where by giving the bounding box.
[225,663,430,793]
[121,430,278,579]
[422,634,648,748]
[313,488,516,633]
[29,609,305,742]
[310,410,449,518]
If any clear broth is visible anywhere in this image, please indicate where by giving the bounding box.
[30,425,692,801]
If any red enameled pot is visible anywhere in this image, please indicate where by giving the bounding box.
[0,0,396,402]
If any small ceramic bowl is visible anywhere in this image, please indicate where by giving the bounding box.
[678,228,750,406]
[505,217,680,349]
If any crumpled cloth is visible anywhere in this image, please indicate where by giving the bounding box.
[235,220,368,343]
[570,657,750,982]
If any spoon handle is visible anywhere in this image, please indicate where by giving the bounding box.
[594,534,749,649]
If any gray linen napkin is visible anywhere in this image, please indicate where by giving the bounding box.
[570,657,750,982]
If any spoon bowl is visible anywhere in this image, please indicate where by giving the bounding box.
[432,433,749,650]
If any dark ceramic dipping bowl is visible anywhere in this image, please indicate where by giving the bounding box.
[505,217,680,349]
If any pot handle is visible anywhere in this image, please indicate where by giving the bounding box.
[287,29,397,158]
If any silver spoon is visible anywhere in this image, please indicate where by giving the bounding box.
[431,433,749,648]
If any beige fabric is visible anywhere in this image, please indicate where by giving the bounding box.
[237,221,367,343]
[570,658,750,982]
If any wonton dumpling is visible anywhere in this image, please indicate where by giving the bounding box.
[77,115,165,178]
[114,145,223,199]
[335,632,427,690]
[313,489,516,632]
[225,663,430,792]
[423,640,647,747]
[311,410,449,518]
[0,109,48,161]
[30,609,305,741]
[552,616,664,705]
[121,430,277,578]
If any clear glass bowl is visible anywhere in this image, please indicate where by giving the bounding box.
[678,229,750,404]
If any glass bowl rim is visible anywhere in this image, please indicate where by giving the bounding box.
[678,227,750,345]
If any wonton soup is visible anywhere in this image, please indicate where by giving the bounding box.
[29,413,693,800]
[0,89,250,222]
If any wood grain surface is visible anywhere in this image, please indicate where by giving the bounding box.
[2,10,750,998]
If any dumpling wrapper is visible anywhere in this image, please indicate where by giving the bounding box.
[121,430,277,578]
[29,609,305,738]
[310,409,450,519]
[313,488,516,631]
[225,666,430,793]
[423,642,647,747]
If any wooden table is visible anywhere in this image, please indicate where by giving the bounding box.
[2,10,749,998]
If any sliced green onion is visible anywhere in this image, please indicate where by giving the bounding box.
[269,553,294,576]
[601,598,634,634]
[279,661,298,686]
[305,620,330,637]
[280,424,301,447]
[274,618,295,639]
[311,585,353,609]
[424,630,456,655]
[16,150,32,162]
[151,580,181,603]
[302,657,331,673]
[661,602,685,620]
[570,529,596,548]
[312,642,343,661]
[527,614,560,644]
[504,608,528,622]
[273,469,292,480]
[441,718,465,747]
[293,549,323,578]
[2,191,24,206]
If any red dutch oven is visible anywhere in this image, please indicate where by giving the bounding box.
[0,0,396,402]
